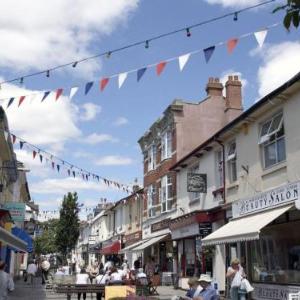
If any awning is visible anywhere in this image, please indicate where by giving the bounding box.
[119,239,148,254]
[12,227,33,252]
[202,205,292,246]
[132,234,169,252]
[0,227,27,252]
[100,240,121,255]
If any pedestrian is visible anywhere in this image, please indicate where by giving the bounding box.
[76,268,89,300]
[88,262,99,283]
[109,267,123,285]
[0,260,14,300]
[96,269,109,300]
[185,277,199,299]
[27,260,38,285]
[226,258,246,300]
[122,259,129,271]
[145,256,155,278]
[41,257,50,285]
[197,274,218,300]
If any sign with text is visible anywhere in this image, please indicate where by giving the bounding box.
[3,203,25,222]
[253,283,300,300]
[151,218,171,233]
[233,181,300,218]
[187,173,207,193]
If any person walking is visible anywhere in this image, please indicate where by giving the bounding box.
[76,268,89,300]
[88,262,99,283]
[145,256,155,278]
[27,260,38,285]
[41,257,50,285]
[0,260,14,300]
[197,274,218,300]
[226,258,246,300]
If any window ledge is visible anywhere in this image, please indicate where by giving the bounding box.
[262,161,287,177]
[227,182,239,190]
[212,187,224,197]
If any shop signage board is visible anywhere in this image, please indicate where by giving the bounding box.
[252,283,300,300]
[172,223,199,240]
[187,173,207,193]
[232,181,300,218]
[88,235,96,245]
[151,218,171,233]
[3,203,25,222]
[123,231,142,246]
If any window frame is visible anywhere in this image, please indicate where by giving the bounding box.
[147,144,157,171]
[161,130,172,160]
[227,141,237,183]
[188,164,201,203]
[160,174,173,213]
[147,185,157,218]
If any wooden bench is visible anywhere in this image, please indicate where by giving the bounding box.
[55,284,105,300]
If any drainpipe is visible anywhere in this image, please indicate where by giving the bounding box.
[215,139,226,204]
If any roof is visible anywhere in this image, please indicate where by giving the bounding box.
[171,71,300,170]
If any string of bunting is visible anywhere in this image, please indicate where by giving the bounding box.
[0,23,278,107]
[0,0,276,87]
[1,129,132,193]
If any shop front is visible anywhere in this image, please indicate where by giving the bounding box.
[100,237,123,266]
[202,181,300,300]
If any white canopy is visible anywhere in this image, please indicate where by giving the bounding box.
[132,234,169,252]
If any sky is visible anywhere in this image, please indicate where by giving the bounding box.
[0,0,299,220]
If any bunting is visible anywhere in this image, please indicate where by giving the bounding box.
[41,91,51,102]
[178,53,190,71]
[69,87,79,99]
[137,67,147,82]
[254,29,268,48]
[100,78,109,91]
[33,150,37,159]
[7,98,14,108]
[18,96,26,107]
[55,88,63,101]
[227,38,239,54]
[118,73,128,89]
[156,62,167,76]
[85,82,94,95]
[203,46,215,63]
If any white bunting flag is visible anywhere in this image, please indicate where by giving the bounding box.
[4,131,9,141]
[118,73,128,89]
[178,53,191,71]
[69,87,79,100]
[254,30,268,48]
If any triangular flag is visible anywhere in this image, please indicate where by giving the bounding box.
[227,38,239,54]
[55,88,63,101]
[7,98,14,108]
[100,78,109,91]
[52,162,55,169]
[118,73,128,89]
[137,67,147,82]
[57,165,60,172]
[156,61,167,76]
[254,30,268,48]
[69,87,78,99]
[18,96,26,107]
[4,131,8,141]
[12,134,16,144]
[178,53,190,71]
[41,91,51,102]
[203,46,215,63]
[20,141,24,149]
[72,171,76,178]
[85,82,94,95]
[33,150,37,159]
[68,169,71,176]
[39,154,43,163]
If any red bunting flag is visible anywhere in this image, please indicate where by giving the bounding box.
[33,150,37,159]
[55,88,63,101]
[12,134,16,144]
[100,78,109,91]
[18,96,26,107]
[156,61,167,76]
[227,38,239,54]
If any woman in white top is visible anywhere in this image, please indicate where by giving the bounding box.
[27,261,37,285]
[76,268,89,300]
[109,267,123,285]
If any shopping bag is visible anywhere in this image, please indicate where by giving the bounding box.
[240,278,254,293]
[231,271,242,287]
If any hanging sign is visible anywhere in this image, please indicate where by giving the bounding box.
[3,203,25,222]
[187,173,207,193]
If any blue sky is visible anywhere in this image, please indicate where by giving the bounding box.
[0,0,299,220]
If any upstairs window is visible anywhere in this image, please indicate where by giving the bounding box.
[160,175,173,213]
[259,112,286,169]
[147,185,157,218]
[161,130,172,160]
[148,145,156,171]
[227,141,237,183]
[189,164,201,203]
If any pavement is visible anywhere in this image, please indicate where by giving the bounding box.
[8,278,187,300]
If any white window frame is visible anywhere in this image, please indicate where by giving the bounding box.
[260,112,286,169]
[160,175,173,213]
[189,164,201,203]
[161,130,172,160]
[147,185,157,218]
[215,150,223,188]
[147,144,156,171]
[227,141,237,183]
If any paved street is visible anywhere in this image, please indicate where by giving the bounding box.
[8,279,186,300]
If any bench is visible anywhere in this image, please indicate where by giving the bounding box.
[55,284,105,300]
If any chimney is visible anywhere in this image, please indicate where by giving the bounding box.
[206,77,223,96]
[225,75,242,110]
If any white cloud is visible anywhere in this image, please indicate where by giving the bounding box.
[204,0,261,8]
[1,82,81,152]
[0,0,139,77]
[83,133,118,145]
[95,155,133,166]
[31,177,108,194]
[73,151,93,159]
[113,116,129,126]
[80,103,102,121]
[256,41,300,98]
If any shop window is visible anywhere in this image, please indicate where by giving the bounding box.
[227,141,237,183]
[161,130,172,160]
[250,219,300,285]
[160,175,173,213]
[185,239,196,276]
[259,112,286,169]
[189,164,200,203]
[148,145,156,171]
[147,185,157,218]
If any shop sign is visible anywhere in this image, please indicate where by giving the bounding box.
[151,218,171,233]
[88,235,96,245]
[187,173,207,193]
[172,223,199,240]
[24,221,35,235]
[233,181,300,218]
[199,223,212,238]
[3,203,25,222]
[123,231,142,246]
[252,283,300,300]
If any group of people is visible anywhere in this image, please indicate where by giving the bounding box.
[25,257,51,285]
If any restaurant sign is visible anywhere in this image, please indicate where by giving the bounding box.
[3,203,25,222]
[187,173,207,193]
[233,181,300,218]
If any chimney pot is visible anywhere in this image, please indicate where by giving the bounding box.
[234,75,238,81]
[228,75,233,81]
[206,77,223,96]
